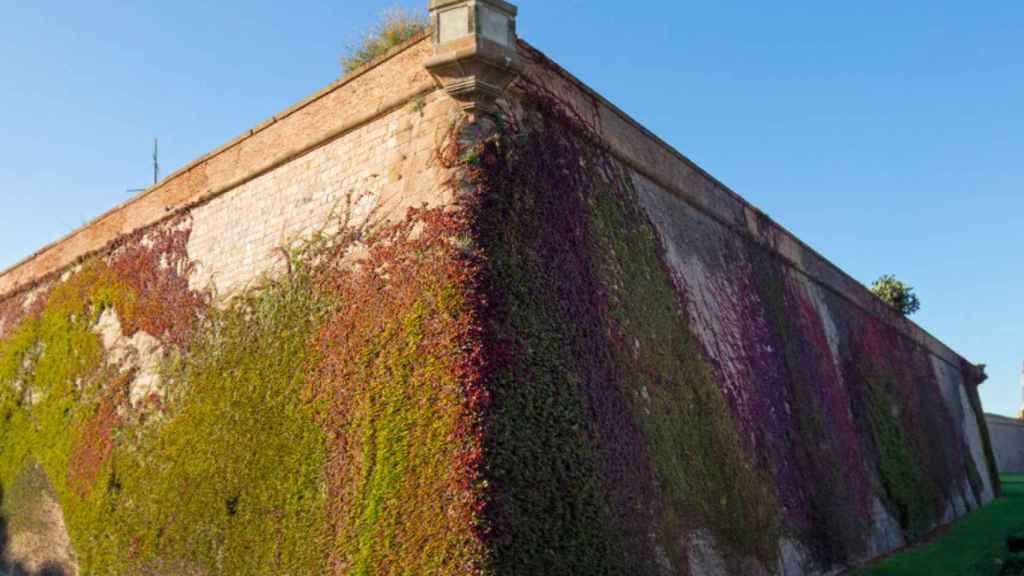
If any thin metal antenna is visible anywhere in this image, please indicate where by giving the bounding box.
[127,137,160,195]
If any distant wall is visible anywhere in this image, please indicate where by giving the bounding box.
[987,414,1024,475]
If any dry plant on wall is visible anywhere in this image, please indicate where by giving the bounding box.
[341,7,430,74]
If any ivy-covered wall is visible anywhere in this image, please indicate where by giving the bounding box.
[0,38,999,576]
[0,204,489,576]
[638,170,997,572]
[468,45,999,575]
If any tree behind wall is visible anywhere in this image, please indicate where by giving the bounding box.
[870,274,921,316]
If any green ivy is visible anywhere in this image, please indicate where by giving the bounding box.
[98,273,330,575]
[589,178,780,568]
[0,263,126,521]
[865,376,936,540]
[0,261,331,575]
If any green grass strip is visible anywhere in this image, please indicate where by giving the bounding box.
[853,476,1024,576]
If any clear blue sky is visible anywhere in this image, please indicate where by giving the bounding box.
[1,1,1021,415]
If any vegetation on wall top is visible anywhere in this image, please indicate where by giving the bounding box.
[870,274,922,317]
[341,7,430,74]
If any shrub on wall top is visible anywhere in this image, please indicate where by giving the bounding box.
[341,7,429,74]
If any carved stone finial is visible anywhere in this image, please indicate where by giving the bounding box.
[425,0,519,116]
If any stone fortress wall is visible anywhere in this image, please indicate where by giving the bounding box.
[0,33,465,576]
[0,4,1000,573]
[503,41,998,574]
[987,413,1024,475]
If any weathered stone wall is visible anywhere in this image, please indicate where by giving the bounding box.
[986,414,1024,475]
[482,42,999,575]
[0,31,999,576]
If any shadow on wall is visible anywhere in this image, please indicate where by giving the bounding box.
[0,488,67,576]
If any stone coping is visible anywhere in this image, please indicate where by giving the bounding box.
[987,414,1024,427]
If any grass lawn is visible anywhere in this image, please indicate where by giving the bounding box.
[852,476,1024,576]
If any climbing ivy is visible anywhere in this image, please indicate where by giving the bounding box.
[0,228,331,575]
[91,271,331,575]
[749,248,869,563]
[308,206,489,575]
[864,375,937,540]
[454,68,781,572]
[0,50,1002,576]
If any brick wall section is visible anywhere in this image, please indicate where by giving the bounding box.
[0,34,451,301]
[515,41,980,379]
[188,89,456,296]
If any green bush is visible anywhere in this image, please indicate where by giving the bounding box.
[870,274,921,316]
